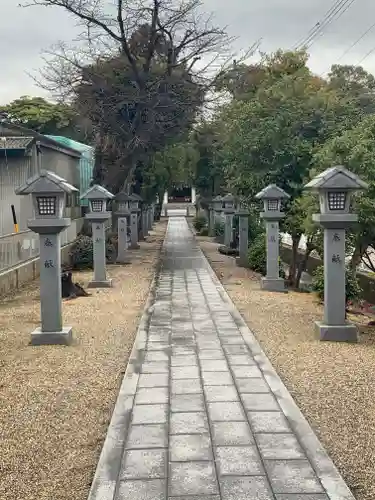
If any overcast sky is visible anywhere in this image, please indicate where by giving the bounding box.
[1,0,375,104]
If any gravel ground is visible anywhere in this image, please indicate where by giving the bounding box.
[0,221,166,500]
[197,236,375,500]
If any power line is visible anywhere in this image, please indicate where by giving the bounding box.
[305,0,356,49]
[357,46,375,66]
[338,21,375,62]
[294,0,356,50]
[294,0,347,48]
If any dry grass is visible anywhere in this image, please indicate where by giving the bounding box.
[0,221,166,500]
[198,236,375,500]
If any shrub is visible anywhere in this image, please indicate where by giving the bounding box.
[214,221,225,236]
[193,214,207,232]
[199,227,209,236]
[247,233,285,278]
[312,265,362,303]
[69,233,118,269]
[69,235,93,269]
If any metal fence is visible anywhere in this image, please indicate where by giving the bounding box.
[0,218,84,273]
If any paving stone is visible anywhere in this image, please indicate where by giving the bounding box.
[227,354,256,365]
[220,476,274,500]
[236,377,271,394]
[256,433,306,459]
[220,336,245,345]
[138,374,169,388]
[116,478,166,500]
[144,352,169,362]
[135,387,169,405]
[204,385,238,402]
[223,345,249,354]
[120,449,167,479]
[147,342,170,351]
[249,411,291,433]
[211,421,254,446]
[208,401,246,421]
[198,349,225,359]
[232,365,263,378]
[169,462,219,496]
[132,404,168,424]
[170,412,209,434]
[274,495,329,500]
[168,496,220,500]
[171,393,205,412]
[171,355,197,366]
[202,371,233,386]
[126,424,168,449]
[171,366,200,379]
[264,460,325,494]
[216,446,264,475]
[173,346,197,356]
[200,359,229,372]
[241,393,280,411]
[170,434,212,461]
[172,378,203,394]
[141,362,169,374]
[197,341,222,349]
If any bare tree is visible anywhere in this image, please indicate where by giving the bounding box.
[24,0,235,192]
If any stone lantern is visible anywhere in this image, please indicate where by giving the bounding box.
[15,170,78,345]
[114,192,131,264]
[236,199,249,267]
[222,193,236,248]
[128,194,141,249]
[304,165,368,342]
[255,184,290,292]
[208,200,215,237]
[81,184,114,288]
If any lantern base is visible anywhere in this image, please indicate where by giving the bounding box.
[31,326,73,346]
[116,256,131,265]
[88,279,113,289]
[315,321,358,343]
[129,243,140,250]
[261,277,287,293]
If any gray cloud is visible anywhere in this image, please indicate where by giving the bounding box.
[1,0,375,103]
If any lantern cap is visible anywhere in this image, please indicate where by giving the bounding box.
[114,191,133,202]
[221,193,235,202]
[255,184,290,200]
[80,184,114,201]
[130,193,143,201]
[15,169,78,195]
[304,166,368,191]
[213,195,223,201]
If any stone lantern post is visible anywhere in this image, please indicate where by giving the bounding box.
[208,201,215,237]
[15,170,78,345]
[128,194,141,249]
[304,166,368,342]
[255,184,290,292]
[222,194,236,248]
[131,193,145,240]
[114,192,131,264]
[236,200,249,267]
[81,185,114,288]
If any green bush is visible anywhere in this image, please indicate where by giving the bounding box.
[247,233,285,278]
[69,235,93,269]
[214,221,225,236]
[312,265,362,303]
[69,233,117,269]
[199,227,209,236]
[193,214,207,232]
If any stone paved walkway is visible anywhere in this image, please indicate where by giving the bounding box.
[88,217,354,500]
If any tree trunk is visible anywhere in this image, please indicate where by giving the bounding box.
[295,247,313,289]
[350,240,368,271]
[287,235,301,287]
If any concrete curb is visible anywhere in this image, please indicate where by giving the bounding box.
[86,232,164,500]
[198,235,355,500]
